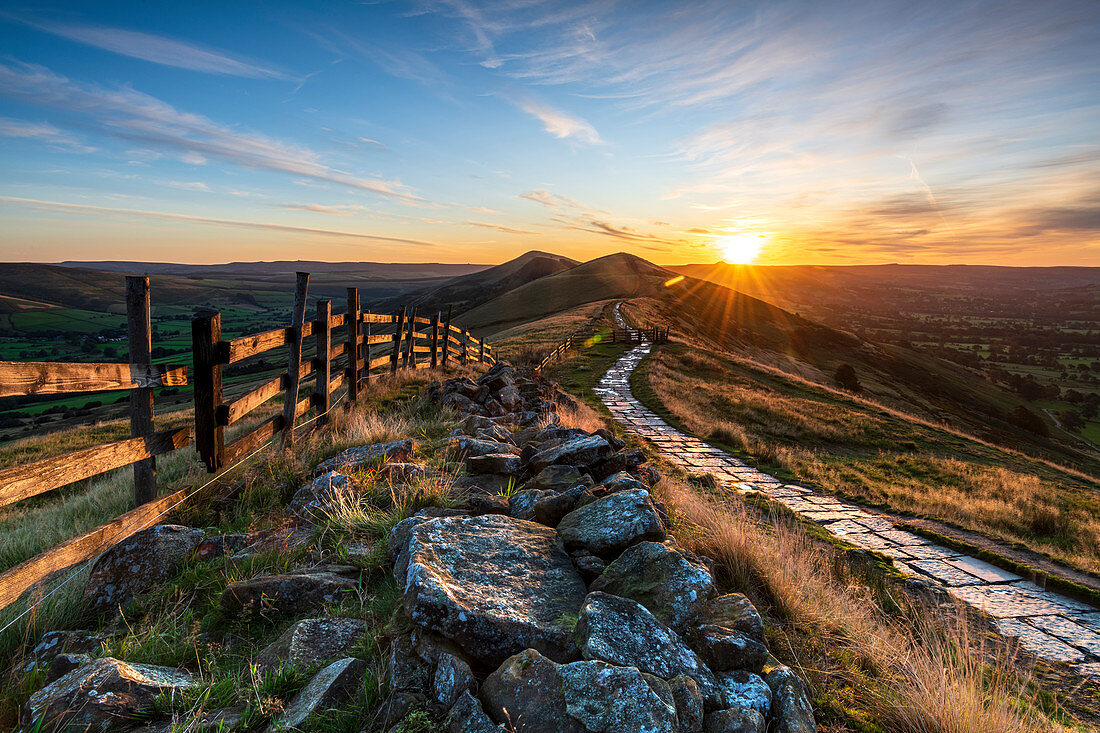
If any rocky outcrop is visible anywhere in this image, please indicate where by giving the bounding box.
[313,438,415,474]
[590,541,714,629]
[557,489,666,557]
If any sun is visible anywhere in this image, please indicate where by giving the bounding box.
[717,233,766,264]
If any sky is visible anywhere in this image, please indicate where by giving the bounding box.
[0,0,1098,266]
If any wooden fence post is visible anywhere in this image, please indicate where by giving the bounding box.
[282,272,309,448]
[404,307,418,369]
[315,299,331,424]
[363,311,372,389]
[126,275,156,504]
[441,305,452,368]
[346,288,360,405]
[391,307,406,374]
[430,312,440,369]
[462,329,470,365]
[479,338,485,364]
[192,310,223,473]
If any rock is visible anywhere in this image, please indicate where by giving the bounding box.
[381,462,432,483]
[765,667,816,733]
[83,525,205,616]
[47,654,89,683]
[194,533,248,562]
[508,489,554,521]
[704,708,766,733]
[485,399,506,417]
[314,439,415,474]
[715,671,771,717]
[24,657,195,732]
[482,367,516,393]
[687,626,768,673]
[557,489,666,557]
[25,630,101,676]
[186,706,247,732]
[467,453,522,475]
[468,494,511,515]
[559,660,678,732]
[533,485,593,527]
[498,385,522,410]
[576,592,720,707]
[390,635,432,695]
[590,541,714,629]
[255,617,366,672]
[670,675,704,733]
[591,449,646,482]
[594,429,626,451]
[433,652,476,709]
[481,649,584,733]
[526,464,589,492]
[402,514,587,666]
[573,553,606,582]
[287,471,362,520]
[268,657,366,731]
[221,567,359,615]
[443,391,477,412]
[375,691,428,728]
[698,595,766,645]
[601,471,649,494]
[529,435,613,472]
[446,690,503,732]
[441,437,518,459]
[476,424,515,445]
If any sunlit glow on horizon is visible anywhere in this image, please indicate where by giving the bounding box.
[717,234,767,265]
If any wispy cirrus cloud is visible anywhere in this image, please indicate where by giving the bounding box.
[514,96,601,144]
[0,196,439,246]
[0,61,423,202]
[0,116,96,152]
[465,220,541,235]
[18,17,296,80]
[279,203,370,216]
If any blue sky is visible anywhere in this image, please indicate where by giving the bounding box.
[0,0,1097,265]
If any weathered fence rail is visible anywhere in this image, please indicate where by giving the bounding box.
[0,272,493,611]
[535,324,670,372]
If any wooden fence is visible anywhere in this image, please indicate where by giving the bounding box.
[536,325,670,372]
[0,272,493,611]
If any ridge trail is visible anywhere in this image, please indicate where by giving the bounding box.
[596,304,1100,678]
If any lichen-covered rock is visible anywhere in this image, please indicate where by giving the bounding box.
[526,464,588,491]
[529,435,613,472]
[255,617,366,672]
[601,471,649,494]
[24,630,102,678]
[715,671,771,717]
[287,471,362,520]
[446,690,504,732]
[670,675,704,733]
[508,489,555,521]
[441,436,518,459]
[559,660,678,732]
[314,439,415,474]
[24,657,195,732]
[533,485,594,527]
[765,666,817,733]
[480,649,585,733]
[558,489,666,557]
[590,541,714,628]
[83,524,205,617]
[687,625,769,673]
[267,657,365,732]
[704,707,766,733]
[221,567,359,615]
[572,551,606,582]
[498,384,522,410]
[381,462,432,483]
[576,592,720,708]
[469,493,511,515]
[698,595,766,645]
[401,514,587,666]
[476,423,515,445]
[433,652,476,709]
[467,453,522,475]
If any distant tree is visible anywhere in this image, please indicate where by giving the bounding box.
[1009,405,1049,437]
[1083,397,1099,420]
[1057,409,1085,433]
[834,363,861,393]
[103,346,117,359]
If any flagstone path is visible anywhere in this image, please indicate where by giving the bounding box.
[594,306,1100,678]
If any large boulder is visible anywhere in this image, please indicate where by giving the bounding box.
[314,439,415,474]
[400,514,587,666]
[221,566,359,615]
[480,649,679,733]
[590,541,714,629]
[255,617,366,672]
[286,471,362,521]
[576,592,720,707]
[267,657,365,732]
[24,657,195,732]
[83,525,205,617]
[765,667,817,733]
[557,490,666,557]
[529,435,613,472]
[508,489,555,521]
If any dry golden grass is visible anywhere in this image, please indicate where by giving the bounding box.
[656,475,1065,733]
[641,345,1100,574]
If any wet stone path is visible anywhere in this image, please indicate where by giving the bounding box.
[594,324,1100,679]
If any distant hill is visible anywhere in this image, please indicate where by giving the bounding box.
[58,260,489,281]
[376,251,579,317]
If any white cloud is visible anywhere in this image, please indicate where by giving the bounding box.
[466,220,541,235]
[515,96,602,144]
[279,203,369,216]
[0,116,96,152]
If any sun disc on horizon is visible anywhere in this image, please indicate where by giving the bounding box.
[717,234,766,264]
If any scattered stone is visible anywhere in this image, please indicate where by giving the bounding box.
[187,706,247,732]
[255,617,366,672]
[83,525,205,617]
[527,464,588,492]
[467,453,522,475]
[508,489,554,521]
[572,552,606,582]
[477,423,515,445]
[576,592,720,707]
[480,649,585,733]
[559,659,678,732]
[381,462,432,483]
[433,652,476,709]
[590,541,714,629]
[704,707,766,733]
[715,671,771,717]
[268,657,366,732]
[558,489,666,557]
[221,566,359,615]
[194,533,248,562]
[446,690,503,732]
[591,449,647,482]
[688,625,769,673]
[601,471,649,494]
[529,435,613,472]
[468,494,511,515]
[24,657,195,733]
[442,436,518,459]
[287,471,362,520]
[765,666,817,733]
[401,514,587,666]
[669,675,704,733]
[698,594,766,645]
[533,485,594,527]
[314,439,415,474]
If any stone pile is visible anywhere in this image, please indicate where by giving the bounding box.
[17,361,817,733]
